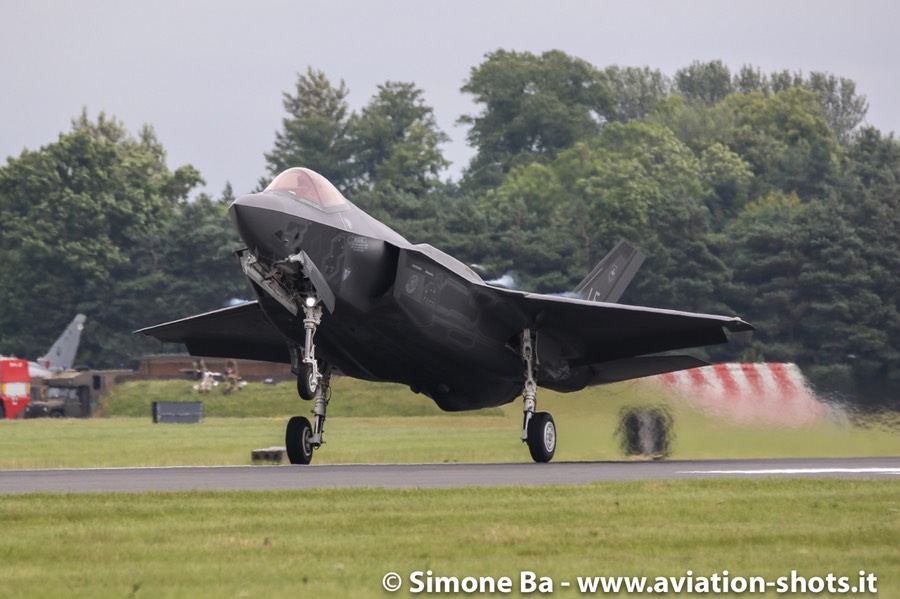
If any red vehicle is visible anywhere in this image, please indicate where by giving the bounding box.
[0,358,31,419]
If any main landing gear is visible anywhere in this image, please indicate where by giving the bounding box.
[520,330,556,463]
[283,301,556,465]
[286,294,331,465]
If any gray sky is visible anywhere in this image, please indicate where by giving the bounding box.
[2,1,898,197]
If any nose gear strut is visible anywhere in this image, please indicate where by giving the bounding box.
[520,329,556,463]
[293,295,323,400]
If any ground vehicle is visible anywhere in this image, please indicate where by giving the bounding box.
[26,371,103,418]
[0,358,31,419]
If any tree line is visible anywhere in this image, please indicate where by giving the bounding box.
[0,52,897,405]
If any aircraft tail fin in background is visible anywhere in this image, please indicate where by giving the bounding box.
[36,314,86,371]
[572,241,645,303]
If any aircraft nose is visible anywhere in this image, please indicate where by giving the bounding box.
[229,193,288,260]
[229,192,284,220]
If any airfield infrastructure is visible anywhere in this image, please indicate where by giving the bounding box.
[1,456,896,494]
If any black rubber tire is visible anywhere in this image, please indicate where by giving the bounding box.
[296,362,318,401]
[285,416,314,465]
[526,412,556,463]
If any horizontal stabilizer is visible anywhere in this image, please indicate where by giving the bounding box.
[573,240,645,303]
[588,355,709,385]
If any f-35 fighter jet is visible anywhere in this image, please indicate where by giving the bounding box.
[139,167,752,464]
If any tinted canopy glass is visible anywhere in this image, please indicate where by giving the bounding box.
[265,167,348,208]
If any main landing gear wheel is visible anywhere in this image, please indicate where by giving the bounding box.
[285,416,314,465]
[296,362,318,401]
[519,329,557,463]
[526,412,556,463]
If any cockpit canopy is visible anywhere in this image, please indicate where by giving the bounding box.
[265,167,348,208]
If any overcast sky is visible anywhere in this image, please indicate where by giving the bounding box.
[2,1,897,197]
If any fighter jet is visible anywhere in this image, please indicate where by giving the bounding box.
[138,167,752,464]
[1,314,86,378]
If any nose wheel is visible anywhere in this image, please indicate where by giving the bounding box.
[285,416,314,465]
[296,361,318,400]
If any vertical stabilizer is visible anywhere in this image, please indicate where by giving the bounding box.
[573,241,645,303]
[36,314,86,372]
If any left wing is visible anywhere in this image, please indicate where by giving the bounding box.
[486,287,753,390]
[523,291,751,359]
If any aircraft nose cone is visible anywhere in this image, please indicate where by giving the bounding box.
[229,193,288,260]
[229,192,283,222]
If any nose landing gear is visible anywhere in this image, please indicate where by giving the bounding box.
[286,294,332,465]
[296,296,323,401]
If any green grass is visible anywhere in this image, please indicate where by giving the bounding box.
[0,479,896,598]
[2,378,897,469]
[104,378,502,418]
[3,381,897,598]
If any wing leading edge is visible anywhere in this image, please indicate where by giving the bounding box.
[522,290,752,360]
[135,301,290,363]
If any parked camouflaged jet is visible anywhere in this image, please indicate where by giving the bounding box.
[1,314,86,378]
[138,167,752,464]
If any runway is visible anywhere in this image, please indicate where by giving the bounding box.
[0,457,897,494]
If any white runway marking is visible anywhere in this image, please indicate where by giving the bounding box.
[681,468,900,475]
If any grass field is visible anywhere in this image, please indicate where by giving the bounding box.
[1,378,896,469]
[2,378,897,598]
[0,479,896,598]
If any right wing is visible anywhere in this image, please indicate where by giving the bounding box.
[135,301,290,363]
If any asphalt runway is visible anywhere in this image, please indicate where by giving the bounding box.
[0,457,897,494]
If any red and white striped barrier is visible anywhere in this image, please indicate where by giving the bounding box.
[652,363,825,426]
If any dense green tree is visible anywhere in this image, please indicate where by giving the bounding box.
[674,60,733,106]
[712,88,841,198]
[603,65,671,123]
[716,192,808,363]
[351,81,450,196]
[732,65,769,95]
[459,49,611,189]
[698,142,755,227]
[264,68,355,190]
[804,72,869,146]
[769,69,805,93]
[716,189,896,399]
[647,94,736,156]
[471,122,719,298]
[794,200,883,395]
[732,68,868,146]
[581,124,724,313]
[0,111,202,366]
[840,129,900,398]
